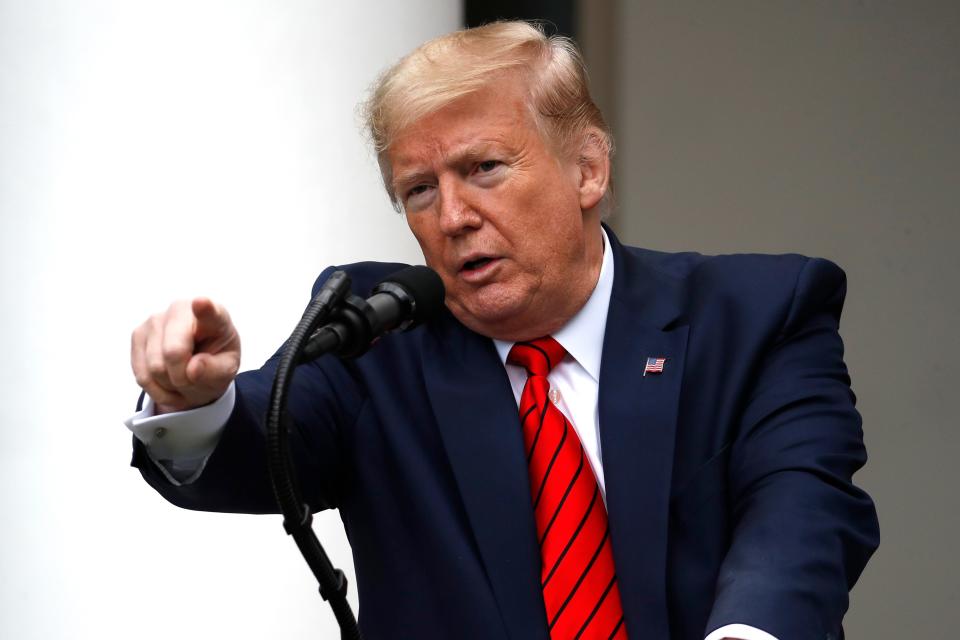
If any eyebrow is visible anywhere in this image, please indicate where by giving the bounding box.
[391,142,503,195]
[391,170,433,197]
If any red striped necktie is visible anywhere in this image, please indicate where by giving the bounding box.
[508,337,627,640]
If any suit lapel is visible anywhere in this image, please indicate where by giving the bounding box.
[422,315,549,640]
[599,232,689,639]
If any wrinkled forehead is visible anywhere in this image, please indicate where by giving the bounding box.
[378,79,545,197]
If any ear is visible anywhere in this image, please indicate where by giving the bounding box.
[576,127,611,212]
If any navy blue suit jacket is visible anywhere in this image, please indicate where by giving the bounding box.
[134,229,878,640]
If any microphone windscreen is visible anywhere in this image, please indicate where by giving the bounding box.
[377,265,445,325]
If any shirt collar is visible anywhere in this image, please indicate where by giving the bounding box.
[493,227,614,382]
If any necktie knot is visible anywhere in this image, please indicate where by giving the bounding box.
[507,336,567,377]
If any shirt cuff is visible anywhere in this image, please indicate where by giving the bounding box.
[125,382,236,484]
[704,624,779,640]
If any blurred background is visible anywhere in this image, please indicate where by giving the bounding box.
[1,0,956,637]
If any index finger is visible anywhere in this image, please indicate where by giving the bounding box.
[191,297,231,341]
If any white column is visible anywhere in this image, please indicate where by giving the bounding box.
[0,1,460,637]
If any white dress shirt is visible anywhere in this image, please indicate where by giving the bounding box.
[126,229,776,640]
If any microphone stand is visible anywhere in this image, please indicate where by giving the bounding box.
[265,270,364,640]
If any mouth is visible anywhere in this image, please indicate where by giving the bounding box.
[462,257,494,271]
[457,255,502,281]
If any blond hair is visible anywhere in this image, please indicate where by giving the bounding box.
[362,21,613,207]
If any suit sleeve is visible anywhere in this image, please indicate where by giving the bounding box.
[132,267,368,515]
[706,257,879,640]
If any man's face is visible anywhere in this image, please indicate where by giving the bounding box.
[387,77,604,341]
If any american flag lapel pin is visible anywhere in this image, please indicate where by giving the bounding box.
[643,356,667,376]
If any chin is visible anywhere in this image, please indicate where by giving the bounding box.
[449,298,531,339]
[450,273,540,324]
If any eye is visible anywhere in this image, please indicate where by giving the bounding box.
[403,183,435,212]
[477,160,500,173]
[407,184,431,198]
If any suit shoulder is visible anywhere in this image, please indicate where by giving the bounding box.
[626,245,844,297]
[621,245,850,334]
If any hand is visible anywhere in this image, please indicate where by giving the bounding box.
[131,298,241,414]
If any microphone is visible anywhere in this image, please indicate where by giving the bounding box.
[300,265,445,361]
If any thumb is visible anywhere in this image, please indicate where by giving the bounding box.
[185,351,239,387]
[185,353,206,383]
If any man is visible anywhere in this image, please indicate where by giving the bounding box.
[128,21,878,640]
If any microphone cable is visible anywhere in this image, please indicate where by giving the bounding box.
[266,270,361,640]
[265,265,443,639]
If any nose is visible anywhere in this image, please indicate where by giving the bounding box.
[437,177,482,237]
